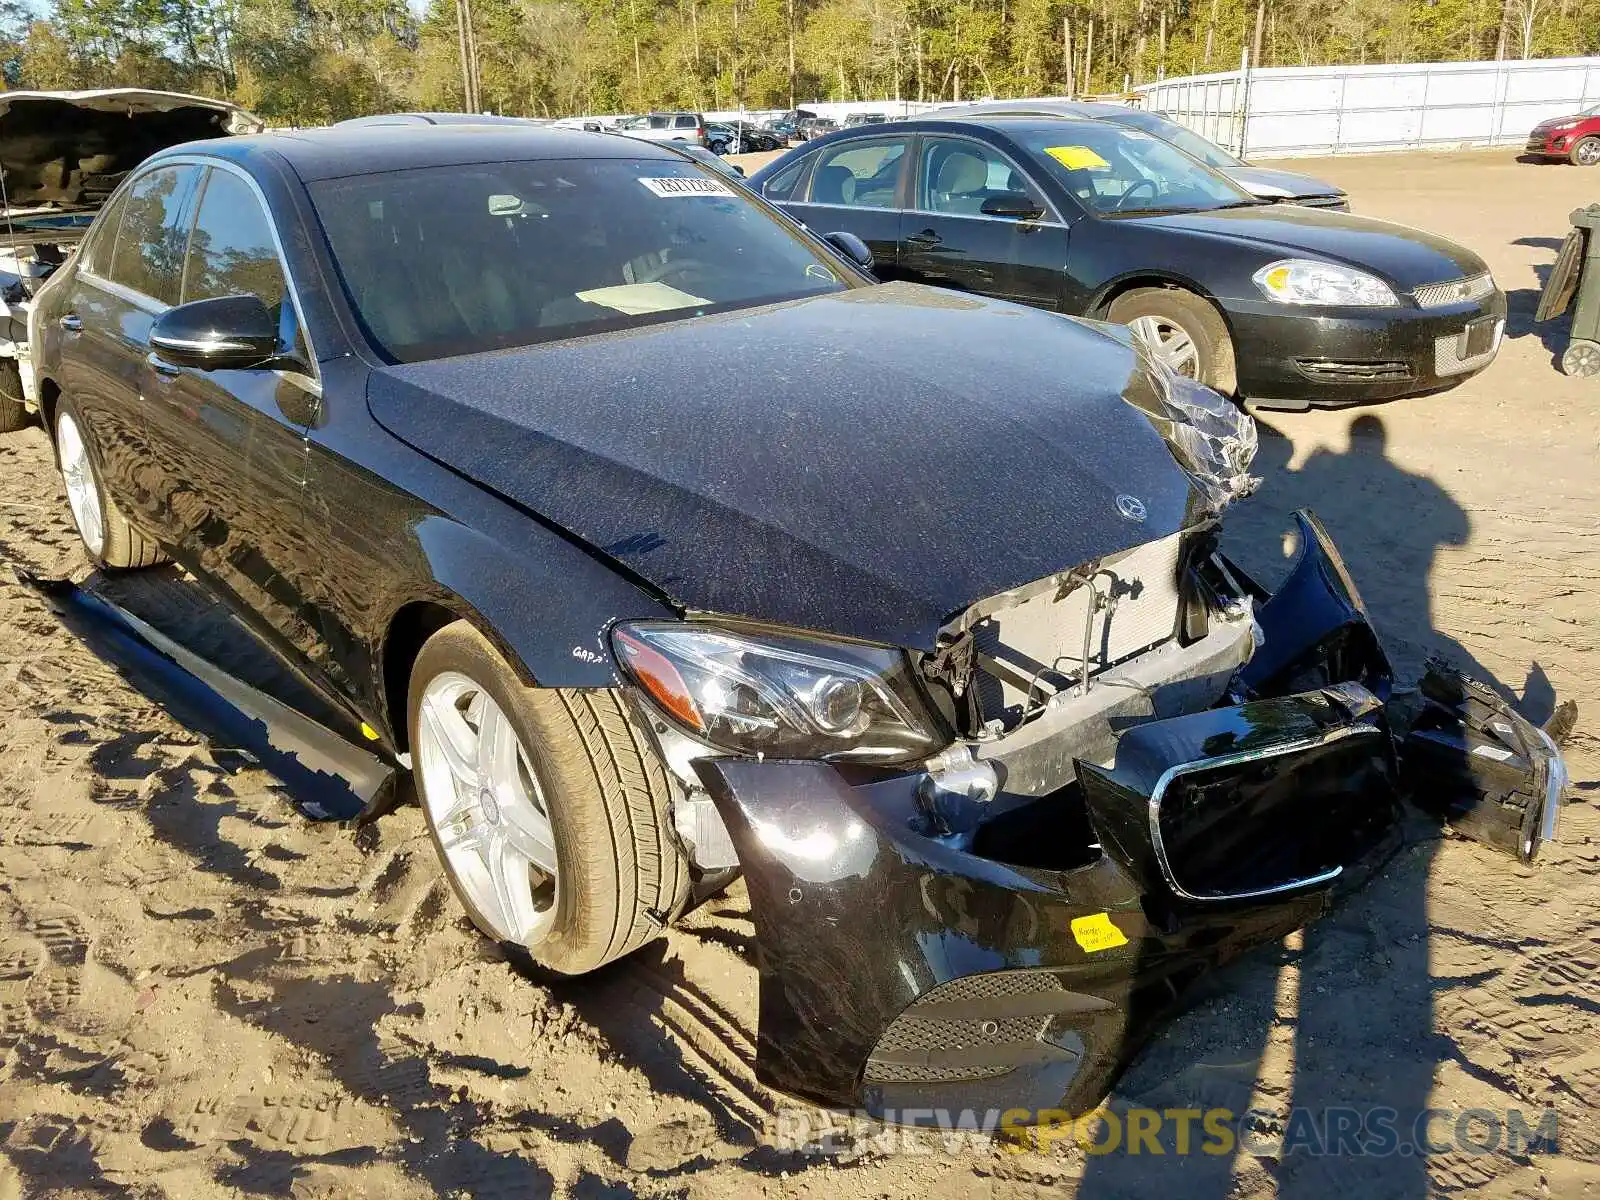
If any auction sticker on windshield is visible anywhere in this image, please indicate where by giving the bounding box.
[639,176,736,198]
[1045,146,1111,171]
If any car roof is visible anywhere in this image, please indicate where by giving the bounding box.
[335,112,544,128]
[839,113,1108,138]
[165,124,684,183]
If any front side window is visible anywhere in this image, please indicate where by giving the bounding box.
[917,137,1047,216]
[806,138,907,209]
[182,169,289,310]
[310,157,854,363]
[1013,124,1253,216]
[182,167,305,358]
[106,165,198,305]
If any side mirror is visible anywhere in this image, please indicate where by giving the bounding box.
[824,231,873,272]
[980,192,1047,220]
[729,163,747,177]
[150,295,280,371]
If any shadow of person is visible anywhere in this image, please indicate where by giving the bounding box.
[1070,411,1526,1199]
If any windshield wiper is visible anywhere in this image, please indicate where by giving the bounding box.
[1211,198,1273,209]
[1104,205,1201,218]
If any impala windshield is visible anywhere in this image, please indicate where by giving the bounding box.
[311,157,850,362]
[1014,123,1255,216]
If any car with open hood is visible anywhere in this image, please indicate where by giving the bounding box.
[750,114,1505,408]
[0,88,261,433]
[29,124,1566,1122]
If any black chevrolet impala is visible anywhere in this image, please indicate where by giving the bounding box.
[751,116,1507,407]
[30,126,1563,1119]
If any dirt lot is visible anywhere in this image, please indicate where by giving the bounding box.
[0,148,1595,1199]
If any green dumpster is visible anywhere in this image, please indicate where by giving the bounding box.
[1537,203,1600,375]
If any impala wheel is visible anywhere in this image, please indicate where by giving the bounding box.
[1108,286,1239,394]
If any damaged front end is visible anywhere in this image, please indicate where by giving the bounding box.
[610,357,1568,1121]
[677,509,1408,1118]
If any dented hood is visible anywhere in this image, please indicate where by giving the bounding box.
[0,89,262,211]
[367,284,1199,650]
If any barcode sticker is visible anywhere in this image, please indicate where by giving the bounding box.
[639,176,735,198]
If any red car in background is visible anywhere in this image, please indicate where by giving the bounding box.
[1526,105,1600,165]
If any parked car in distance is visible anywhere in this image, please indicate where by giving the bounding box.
[618,110,708,147]
[795,116,838,140]
[0,88,262,434]
[33,121,1557,1123]
[1525,105,1600,164]
[750,114,1503,407]
[843,112,890,127]
[937,99,1349,210]
[761,117,799,142]
[705,121,782,154]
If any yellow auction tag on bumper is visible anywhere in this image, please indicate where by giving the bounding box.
[1071,912,1129,952]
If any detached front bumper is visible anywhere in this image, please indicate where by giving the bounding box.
[1225,289,1507,405]
[690,512,1567,1119]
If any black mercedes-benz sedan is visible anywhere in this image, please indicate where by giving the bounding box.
[750,115,1506,407]
[30,125,1562,1122]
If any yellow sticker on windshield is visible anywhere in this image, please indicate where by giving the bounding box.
[1071,912,1130,953]
[1045,145,1110,171]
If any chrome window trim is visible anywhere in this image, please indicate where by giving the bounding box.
[143,153,323,392]
[1146,717,1385,903]
[79,269,169,315]
[901,207,1067,230]
[913,132,1066,225]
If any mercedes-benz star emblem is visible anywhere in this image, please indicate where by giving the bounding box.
[1116,494,1148,522]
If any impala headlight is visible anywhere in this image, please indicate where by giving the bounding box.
[1253,259,1398,307]
[612,622,947,763]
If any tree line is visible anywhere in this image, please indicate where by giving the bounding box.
[0,0,1587,126]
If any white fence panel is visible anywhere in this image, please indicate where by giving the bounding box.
[1137,56,1600,158]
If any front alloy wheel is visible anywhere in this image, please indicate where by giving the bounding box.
[416,671,560,947]
[407,620,688,975]
[1571,136,1600,166]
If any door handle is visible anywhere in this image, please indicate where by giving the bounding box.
[59,313,82,333]
[145,352,180,379]
[906,229,942,247]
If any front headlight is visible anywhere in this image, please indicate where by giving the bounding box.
[1252,259,1398,307]
[612,622,948,764]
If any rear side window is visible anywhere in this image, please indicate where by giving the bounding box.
[106,165,198,305]
[675,115,698,129]
[807,139,907,209]
[79,190,128,277]
[762,157,806,202]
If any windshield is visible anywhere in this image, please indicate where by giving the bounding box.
[311,158,851,363]
[1115,110,1241,169]
[1013,124,1255,216]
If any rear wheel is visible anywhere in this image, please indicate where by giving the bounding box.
[0,360,29,432]
[1108,287,1238,395]
[54,398,165,569]
[408,621,689,975]
[1561,338,1600,376]
[1570,136,1600,166]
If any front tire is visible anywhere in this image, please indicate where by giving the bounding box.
[408,621,689,975]
[1570,136,1600,166]
[54,398,165,569]
[1108,287,1238,395]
